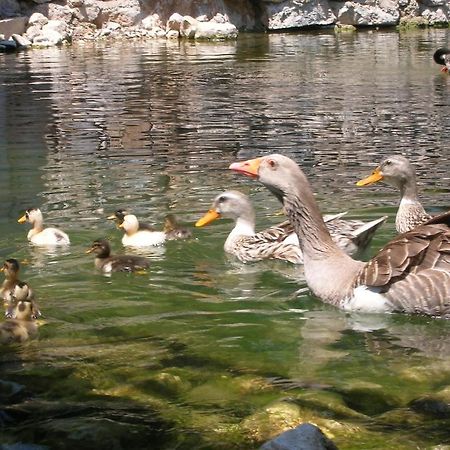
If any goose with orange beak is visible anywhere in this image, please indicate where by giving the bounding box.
[229,154,450,318]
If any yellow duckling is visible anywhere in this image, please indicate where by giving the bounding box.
[86,238,151,273]
[0,282,39,344]
[1,258,40,319]
[18,208,70,246]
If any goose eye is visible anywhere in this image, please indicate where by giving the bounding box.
[384,160,391,166]
[267,159,277,169]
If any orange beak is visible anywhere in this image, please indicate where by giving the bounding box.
[356,167,384,186]
[229,157,262,179]
[195,209,221,227]
[18,215,27,224]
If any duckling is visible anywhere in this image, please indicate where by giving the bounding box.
[433,48,450,73]
[107,209,155,231]
[119,214,166,247]
[0,282,39,344]
[1,259,40,319]
[163,214,193,240]
[18,208,70,246]
[86,238,151,273]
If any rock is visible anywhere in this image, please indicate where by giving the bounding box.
[266,0,336,29]
[0,38,18,52]
[409,386,450,418]
[260,422,338,450]
[32,0,53,4]
[141,13,163,30]
[166,12,184,31]
[179,15,198,38]
[0,17,27,39]
[33,28,64,46]
[43,19,67,36]
[166,29,179,39]
[31,3,73,23]
[421,7,449,25]
[334,23,357,31]
[25,24,42,41]
[11,33,31,48]
[28,12,48,27]
[337,1,400,26]
[194,21,238,40]
[0,0,21,18]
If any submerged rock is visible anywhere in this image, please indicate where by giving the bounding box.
[260,422,338,450]
[410,386,450,419]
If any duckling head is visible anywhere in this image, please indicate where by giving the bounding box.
[1,258,20,280]
[18,207,43,225]
[164,214,192,239]
[107,209,129,228]
[86,239,112,258]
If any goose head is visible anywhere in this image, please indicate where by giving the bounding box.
[356,155,416,191]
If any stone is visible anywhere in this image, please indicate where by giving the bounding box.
[166,29,179,39]
[179,16,197,38]
[266,0,336,29]
[337,1,400,25]
[33,28,64,46]
[260,422,338,450]
[43,19,67,36]
[166,12,183,31]
[141,13,163,30]
[11,33,31,48]
[0,0,21,18]
[410,387,450,418]
[25,24,42,41]
[0,38,17,52]
[31,4,73,23]
[0,17,27,39]
[193,21,238,40]
[28,12,48,27]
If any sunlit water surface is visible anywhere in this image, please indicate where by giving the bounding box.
[1,29,450,449]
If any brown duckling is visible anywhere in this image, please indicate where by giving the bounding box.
[0,282,39,344]
[163,214,192,240]
[1,259,40,319]
[86,238,150,273]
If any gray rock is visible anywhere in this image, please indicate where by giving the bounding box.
[260,423,338,450]
[166,12,183,31]
[33,28,63,46]
[11,33,31,47]
[0,0,21,18]
[194,21,238,40]
[266,0,336,29]
[337,1,399,25]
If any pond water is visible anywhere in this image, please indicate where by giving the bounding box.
[1,28,450,449]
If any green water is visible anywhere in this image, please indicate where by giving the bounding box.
[1,29,450,449]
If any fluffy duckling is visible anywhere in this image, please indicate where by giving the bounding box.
[163,214,193,240]
[0,282,39,344]
[433,48,450,73]
[196,190,386,264]
[86,238,151,273]
[108,211,165,247]
[107,209,155,231]
[18,208,70,246]
[1,259,40,319]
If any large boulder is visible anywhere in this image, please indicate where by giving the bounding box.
[265,0,336,29]
[337,1,400,25]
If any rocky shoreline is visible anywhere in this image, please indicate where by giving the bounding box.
[0,0,449,52]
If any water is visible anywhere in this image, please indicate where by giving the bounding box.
[1,29,450,449]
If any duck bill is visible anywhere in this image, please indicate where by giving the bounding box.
[17,215,27,224]
[195,209,221,227]
[85,247,94,254]
[229,158,262,179]
[356,168,384,186]
[107,214,117,220]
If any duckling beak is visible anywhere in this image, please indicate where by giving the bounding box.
[356,167,384,186]
[195,209,220,227]
[229,158,262,179]
[118,223,124,229]
[17,215,27,224]
[107,214,116,220]
[85,247,95,254]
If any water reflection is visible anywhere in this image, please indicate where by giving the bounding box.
[0,29,450,449]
